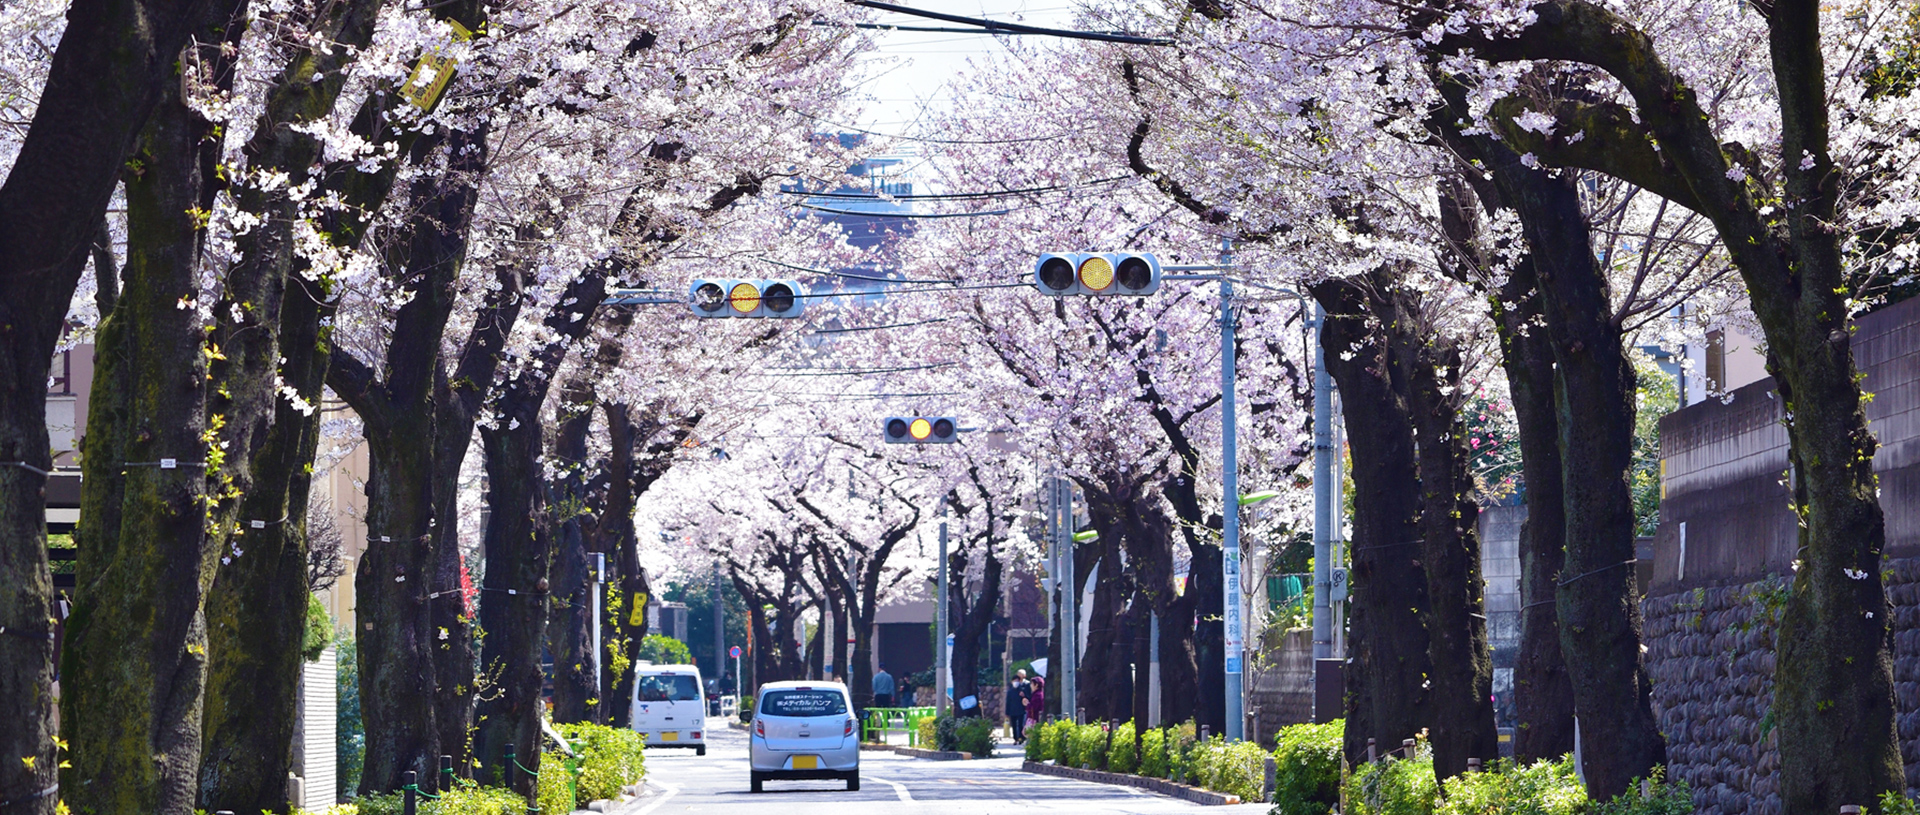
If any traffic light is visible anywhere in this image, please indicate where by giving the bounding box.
[1033,252,1161,296]
[687,279,807,318]
[883,416,958,444]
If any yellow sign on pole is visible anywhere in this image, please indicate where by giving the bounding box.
[399,19,473,111]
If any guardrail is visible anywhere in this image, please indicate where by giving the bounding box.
[861,706,937,746]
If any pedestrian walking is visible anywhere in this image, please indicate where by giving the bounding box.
[1005,669,1031,743]
[873,662,895,708]
[1025,675,1045,731]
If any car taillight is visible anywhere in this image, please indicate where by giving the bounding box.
[755,719,764,737]
[692,731,702,739]
[844,718,855,736]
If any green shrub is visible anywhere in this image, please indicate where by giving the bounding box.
[1047,720,1076,764]
[1138,727,1169,778]
[915,714,937,748]
[355,785,528,815]
[1065,723,1109,769]
[1186,736,1267,802]
[955,716,996,756]
[1107,721,1138,774]
[1877,791,1920,815]
[537,751,575,815]
[1343,751,1439,815]
[1436,756,1584,815]
[1589,766,1693,815]
[1269,719,1342,815]
[1165,722,1198,783]
[1026,722,1048,761]
[303,594,333,661]
[556,722,647,801]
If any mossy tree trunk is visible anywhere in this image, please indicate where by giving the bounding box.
[549,385,601,725]
[64,10,246,803]
[0,0,249,807]
[195,0,386,806]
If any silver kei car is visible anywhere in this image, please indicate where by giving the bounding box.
[748,680,860,793]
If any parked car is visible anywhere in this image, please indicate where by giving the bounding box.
[749,681,859,792]
[630,662,706,756]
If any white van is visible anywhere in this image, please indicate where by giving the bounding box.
[630,663,707,756]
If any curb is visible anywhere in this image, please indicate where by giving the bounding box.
[1019,760,1243,806]
[862,743,974,760]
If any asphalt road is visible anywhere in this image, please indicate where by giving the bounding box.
[617,718,1272,814]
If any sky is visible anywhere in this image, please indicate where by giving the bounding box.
[848,2,1081,153]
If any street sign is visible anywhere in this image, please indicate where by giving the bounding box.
[729,645,742,659]
[1330,567,1350,603]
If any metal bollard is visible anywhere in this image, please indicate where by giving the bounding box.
[1402,738,1415,757]
[1263,756,1277,802]
[1367,738,1376,763]
[504,745,518,790]
[1468,757,1481,772]
[1201,725,1211,740]
[402,770,418,815]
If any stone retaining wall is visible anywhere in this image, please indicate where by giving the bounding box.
[1643,555,1920,814]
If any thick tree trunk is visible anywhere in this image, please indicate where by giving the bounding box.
[196,0,382,802]
[473,395,556,797]
[197,273,331,811]
[549,392,599,725]
[1405,318,1500,779]
[0,4,247,803]
[64,56,231,810]
[947,546,1003,717]
[1488,264,1577,763]
[603,403,648,727]
[1312,276,1433,766]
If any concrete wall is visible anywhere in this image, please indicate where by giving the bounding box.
[1655,295,1920,593]
[1247,627,1314,746]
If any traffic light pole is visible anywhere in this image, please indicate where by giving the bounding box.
[1220,276,1245,744]
[936,498,950,716]
[1312,302,1334,662]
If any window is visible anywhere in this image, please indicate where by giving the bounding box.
[760,690,848,717]
[1705,329,1727,393]
[637,674,700,702]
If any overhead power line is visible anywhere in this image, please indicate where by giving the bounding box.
[843,0,1175,46]
[797,203,1009,218]
[779,176,1134,202]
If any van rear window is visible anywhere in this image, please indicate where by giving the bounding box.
[761,690,848,717]
[637,674,700,702]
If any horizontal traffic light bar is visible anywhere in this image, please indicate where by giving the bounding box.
[1034,252,1162,296]
[688,279,807,318]
[884,416,959,444]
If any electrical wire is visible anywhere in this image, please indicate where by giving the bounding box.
[843,0,1175,45]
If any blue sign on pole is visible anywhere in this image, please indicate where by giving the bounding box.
[730,645,742,659]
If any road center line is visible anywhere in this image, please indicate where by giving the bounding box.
[864,775,914,802]
[623,776,680,815]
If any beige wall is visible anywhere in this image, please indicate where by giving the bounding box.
[314,398,371,630]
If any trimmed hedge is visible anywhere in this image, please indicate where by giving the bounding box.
[557,721,647,800]
[1138,726,1169,778]
[351,784,528,815]
[537,751,575,815]
[1269,719,1341,815]
[1343,750,1440,815]
[1186,735,1268,802]
[1107,721,1138,774]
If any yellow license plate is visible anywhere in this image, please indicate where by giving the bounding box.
[661,732,679,741]
[791,755,818,770]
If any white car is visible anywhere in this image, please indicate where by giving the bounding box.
[630,663,707,756]
[749,681,859,793]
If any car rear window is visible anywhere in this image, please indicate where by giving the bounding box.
[636,674,700,702]
[760,689,848,717]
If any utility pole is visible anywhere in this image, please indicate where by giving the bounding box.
[936,498,950,715]
[1056,473,1077,718]
[712,560,726,691]
[1221,271,1245,742]
[592,552,604,718]
[1312,302,1334,662]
